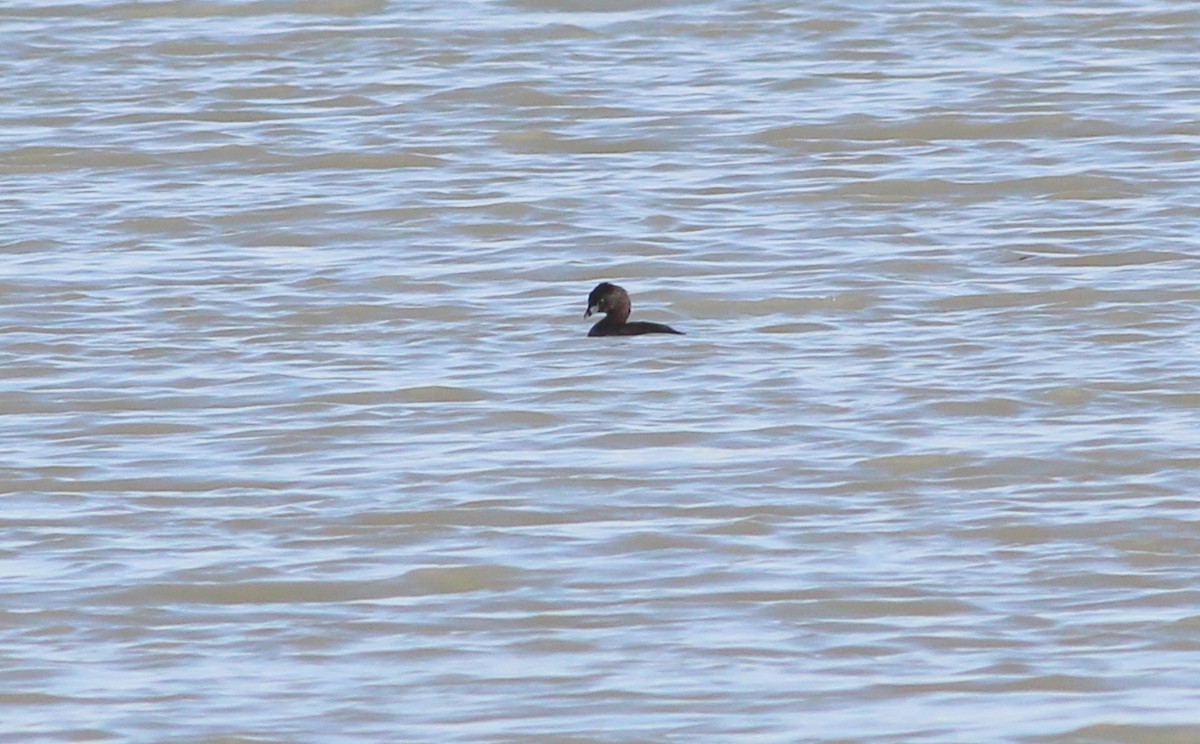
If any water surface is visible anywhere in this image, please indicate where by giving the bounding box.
[3,0,1200,741]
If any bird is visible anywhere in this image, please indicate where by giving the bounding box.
[584,282,684,337]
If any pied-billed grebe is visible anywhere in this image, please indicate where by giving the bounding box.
[584,282,684,337]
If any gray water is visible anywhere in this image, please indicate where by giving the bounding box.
[3,1,1200,741]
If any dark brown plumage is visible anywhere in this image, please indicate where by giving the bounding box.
[584,282,684,337]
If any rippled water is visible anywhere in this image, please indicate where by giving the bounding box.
[4,0,1200,741]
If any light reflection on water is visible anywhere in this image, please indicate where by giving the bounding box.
[3,0,1200,741]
